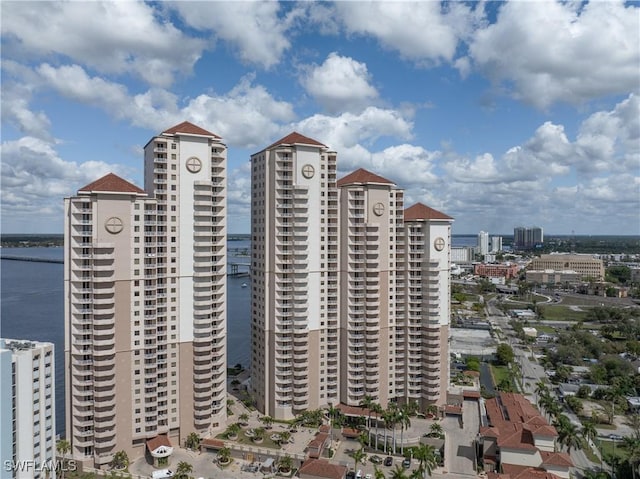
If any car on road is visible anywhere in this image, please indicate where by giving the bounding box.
[365,474,373,479]
[402,457,412,468]
[370,455,382,464]
[608,434,623,441]
[384,456,393,466]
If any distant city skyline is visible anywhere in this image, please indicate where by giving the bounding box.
[1,1,639,235]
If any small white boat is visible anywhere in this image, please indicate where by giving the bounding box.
[241,283,248,288]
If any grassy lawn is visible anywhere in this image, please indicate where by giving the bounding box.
[598,439,630,462]
[538,304,590,321]
[534,324,557,334]
[491,364,514,387]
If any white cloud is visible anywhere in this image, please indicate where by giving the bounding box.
[1,136,135,232]
[1,1,205,87]
[330,2,478,65]
[300,53,379,114]
[170,1,295,69]
[468,0,640,108]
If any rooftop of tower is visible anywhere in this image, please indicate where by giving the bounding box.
[162,120,220,138]
[336,168,395,187]
[266,132,326,150]
[404,202,453,221]
[78,173,146,195]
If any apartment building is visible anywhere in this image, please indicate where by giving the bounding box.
[64,122,227,467]
[400,203,453,408]
[529,254,604,281]
[336,169,404,408]
[477,231,489,256]
[250,132,339,420]
[514,226,544,249]
[0,339,56,479]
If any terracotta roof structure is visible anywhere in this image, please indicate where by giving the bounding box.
[200,438,225,450]
[501,464,562,479]
[298,458,347,479]
[335,403,374,417]
[267,132,326,150]
[336,168,395,187]
[79,173,146,195]
[163,120,220,138]
[540,451,573,467]
[404,202,453,221]
[146,434,171,452]
[307,432,329,458]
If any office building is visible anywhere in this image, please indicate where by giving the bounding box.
[64,121,227,467]
[474,263,519,279]
[250,132,339,420]
[477,231,489,256]
[528,254,604,281]
[336,169,404,408]
[0,339,56,479]
[401,203,453,407]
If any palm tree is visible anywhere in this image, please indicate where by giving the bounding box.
[387,403,400,454]
[110,450,129,470]
[216,447,231,465]
[360,395,375,445]
[174,461,193,479]
[582,420,598,447]
[371,402,384,451]
[278,430,291,445]
[414,443,438,478]
[352,447,366,472]
[623,435,640,479]
[238,412,249,426]
[56,440,71,479]
[429,423,443,437]
[390,464,410,479]
[278,455,293,473]
[252,427,265,442]
[225,423,241,439]
[598,402,615,425]
[261,415,274,429]
[185,432,200,450]
[374,466,386,479]
[398,405,412,455]
[535,381,549,403]
[556,421,580,453]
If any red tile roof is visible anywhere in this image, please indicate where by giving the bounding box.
[540,451,573,467]
[307,433,329,459]
[267,132,326,150]
[200,438,225,449]
[501,464,562,479]
[404,202,453,221]
[163,121,220,138]
[336,168,395,187]
[335,403,374,417]
[79,173,145,195]
[146,434,172,452]
[298,458,347,479]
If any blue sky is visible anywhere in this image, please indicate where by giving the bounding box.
[1,1,639,235]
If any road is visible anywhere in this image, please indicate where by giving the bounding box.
[485,297,598,476]
[443,401,479,477]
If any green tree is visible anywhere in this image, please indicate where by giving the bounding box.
[428,423,443,437]
[465,356,480,372]
[374,466,386,479]
[56,440,71,479]
[185,432,200,450]
[238,412,249,425]
[495,343,514,366]
[352,447,366,472]
[398,405,412,456]
[414,443,438,478]
[278,455,293,473]
[565,396,583,415]
[216,447,231,464]
[225,423,241,439]
[174,461,193,479]
[582,421,598,446]
[556,421,580,453]
[110,450,129,470]
[260,415,274,429]
[360,395,375,446]
[390,464,410,479]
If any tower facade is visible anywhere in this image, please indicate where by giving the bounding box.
[477,231,489,256]
[400,204,453,408]
[0,339,56,479]
[250,133,338,419]
[64,122,227,467]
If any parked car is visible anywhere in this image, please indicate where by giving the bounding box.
[384,456,393,467]
[608,434,623,441]
[370,455,382,464]
[402,458,412,469]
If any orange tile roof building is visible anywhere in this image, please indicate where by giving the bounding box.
[479,393,572,479]
[474,262,519,279]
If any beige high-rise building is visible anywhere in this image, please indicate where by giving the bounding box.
[250,132,339,420]
[251,140,453,417]
[400,203,453,408]
[64,121,227,468]
[336,169,404,408]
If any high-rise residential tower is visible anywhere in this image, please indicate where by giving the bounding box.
[0,339,56,479]
[336,169,404,408]
[477,231,489,256]
[400,204,453,408]
[64,122,227,468]
[250,133,339,420]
